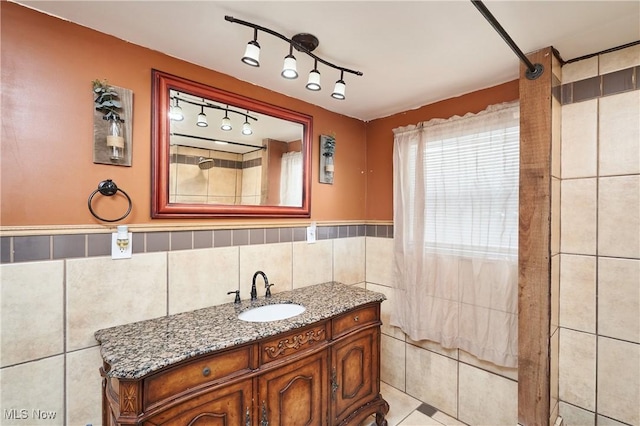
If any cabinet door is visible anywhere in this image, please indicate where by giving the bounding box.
[143,379,252,426]
[331,327,379,424]
[258,350,327,426]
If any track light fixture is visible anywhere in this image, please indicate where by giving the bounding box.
[242,114,253,135]
[281,44,298,79]
[306,59,321,91]
[331,70,346,100]
[220,110,232,131]
[169,94,259,136]
[225,15,363,100]
[169,98,184,121]
[242,28,261,67]
[196,105,208,127]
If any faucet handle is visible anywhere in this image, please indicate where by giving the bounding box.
[265,283,274,298]
[227,290,241,304]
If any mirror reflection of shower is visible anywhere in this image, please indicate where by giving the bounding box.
[168,89,304,207]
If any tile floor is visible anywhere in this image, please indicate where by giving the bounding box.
[363,382,468,426]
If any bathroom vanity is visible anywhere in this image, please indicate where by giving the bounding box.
[96,282,389,425]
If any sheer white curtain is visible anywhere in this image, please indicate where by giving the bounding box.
[391,101,519,367]
[280,151,302,206]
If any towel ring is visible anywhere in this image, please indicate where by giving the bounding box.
[88,179,132,222]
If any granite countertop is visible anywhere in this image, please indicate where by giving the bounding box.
[95,282,386,379]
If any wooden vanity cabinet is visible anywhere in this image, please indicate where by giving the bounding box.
[259,349,328,425]
[102,302,388,426]
[143,379,253,426]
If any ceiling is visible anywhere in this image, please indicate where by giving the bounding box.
[15,1,640,121]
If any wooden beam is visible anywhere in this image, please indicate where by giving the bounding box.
[518,47,553,426]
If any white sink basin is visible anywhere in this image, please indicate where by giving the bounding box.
[238,303,305,322]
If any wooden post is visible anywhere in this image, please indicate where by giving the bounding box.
[518,46,554,426]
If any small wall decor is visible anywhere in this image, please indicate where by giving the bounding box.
[319,134,335,184]
[92,79,133,166]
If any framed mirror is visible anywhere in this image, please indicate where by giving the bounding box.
[151,70,312,218]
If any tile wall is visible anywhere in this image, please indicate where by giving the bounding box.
[558,44,640,426]
[0,224,387,425]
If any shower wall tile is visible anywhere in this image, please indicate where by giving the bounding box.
[458,350,518,381]
[551,178,561,255]
[597,415,629,426]
[551,254,560,331]
[599,90,640,176]
[598,175,640,258]
[550,328,559,417]
[572,76,601,103]
[169,247,239,314]
[597,337,640,425]
[599,43,640,74]
[561,178,597,255]
[558,44,640,425]
[365,237,394,287]
[602,67,635,96]
[240,242,292,294]
[0,356,64,426]
[0,261,64,367]
[458,362,517,426]
[66,346,103,426]
[559,254,596,333]
[406,344,458,417]
[562,56,598,84]
[292,240,332,288]
[407,337,458,361]
[598,257,640,343]
[381,334,406,392]
[333,237,365,284]
[66,253,167,351]
[552,80,562,178]
[559,402,595,426]
[561,99,598,178]
[559,328,596,411]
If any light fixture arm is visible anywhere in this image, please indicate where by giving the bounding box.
[225,15,363,77]
[471,0,543,80]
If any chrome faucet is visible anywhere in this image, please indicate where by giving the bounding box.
[251,271,273,300]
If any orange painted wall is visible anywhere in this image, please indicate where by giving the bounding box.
[364,81,520,220]
[0,2,366,227]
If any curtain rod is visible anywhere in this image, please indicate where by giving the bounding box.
[471,0,544,80]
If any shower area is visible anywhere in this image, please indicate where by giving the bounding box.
[169,144,264,205]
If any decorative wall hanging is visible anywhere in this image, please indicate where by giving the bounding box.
[319,134,335,184]
[92,79,133,166]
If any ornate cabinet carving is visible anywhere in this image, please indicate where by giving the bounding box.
[258,350,328,425]
[102,302,388,425]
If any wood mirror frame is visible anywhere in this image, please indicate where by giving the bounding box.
[151,70,312,218]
